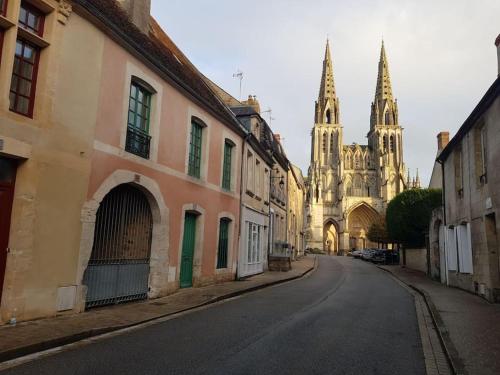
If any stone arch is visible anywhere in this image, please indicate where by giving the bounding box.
[77,170,169,311]
[346,202,381,250]
[323,219,339,255]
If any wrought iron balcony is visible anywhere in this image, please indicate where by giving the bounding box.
[125,126,151,159]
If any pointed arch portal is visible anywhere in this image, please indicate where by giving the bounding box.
[346,203,381,250]
[323,220,339,255]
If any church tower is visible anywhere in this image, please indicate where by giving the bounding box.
[309,39,343,205]
[306,39,407,254]
[368,42,406,202]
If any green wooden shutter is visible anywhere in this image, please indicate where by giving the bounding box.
[217,219,230,269]
[222,142,233,190]
[180,213,197,288]
[189,122,203,178]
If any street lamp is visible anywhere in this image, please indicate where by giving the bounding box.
[271,175,285,188]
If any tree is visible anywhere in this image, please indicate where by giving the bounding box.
[367,221,390,245]
[386,189,442,248]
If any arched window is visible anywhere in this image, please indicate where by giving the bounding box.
[345,154,351,169]
[354,175,362,196]
[322,132,327,154]
[330,133,334,154]
[383,136,388,152]
[355,154,361,169]
[390,135,395,153]
[385,111,391,125]
[345,181,352,196]
[326,109,331,124]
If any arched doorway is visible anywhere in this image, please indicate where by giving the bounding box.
[347,203,380,250]
[83,184,153,308]
[324,220,339,255]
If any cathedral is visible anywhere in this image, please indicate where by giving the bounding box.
[305,40,410,253]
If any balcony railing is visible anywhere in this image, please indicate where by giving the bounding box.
[125,126,151,159]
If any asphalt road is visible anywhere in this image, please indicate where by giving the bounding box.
[2,256,426,375]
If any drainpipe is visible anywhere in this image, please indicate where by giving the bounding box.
[438,158,449,286]
[237,133,252,280]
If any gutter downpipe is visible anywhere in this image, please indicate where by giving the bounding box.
[438,158,449,286]
[237,132,252,279]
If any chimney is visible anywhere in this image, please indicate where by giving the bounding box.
[242,95,261,114]
[117,0,151,34]
[274,134,281,144]
[437,132,450,152]
[496,34,500,77]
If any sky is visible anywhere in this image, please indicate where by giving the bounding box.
[151,0,500,186]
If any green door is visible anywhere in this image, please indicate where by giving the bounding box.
[180,213,197,288]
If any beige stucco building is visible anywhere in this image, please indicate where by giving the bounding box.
[288,165,306,259]
[434,36,500,302]
[306,40,407,253]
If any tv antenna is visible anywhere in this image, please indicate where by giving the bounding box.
[232,70,244,100]
[261,107,275,125]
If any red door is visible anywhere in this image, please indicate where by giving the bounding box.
[0,158,17,302]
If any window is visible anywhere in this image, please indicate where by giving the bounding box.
[330,133,334,154]
[475,124,487,185]
[390,135,395,153]
[326,109,331,124]
[382,136,388,152]
[1,0,7,16]
[217,219,230,269]
[264,168,269,202]
[125,81,152,159]
[247,222,261,264]
[454,148,463,198]
[322,132,327,154]
[246,152,253,192]
[9,39,40,117]
[255,160,261,197]
[222,141,233,190]
[188,120,203,178]
[19,2,44,36]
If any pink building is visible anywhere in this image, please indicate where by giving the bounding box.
[77,1,246,309]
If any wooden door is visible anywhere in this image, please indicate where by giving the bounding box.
[180,213,197,288]
[0,158,17,302]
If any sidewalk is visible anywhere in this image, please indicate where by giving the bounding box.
[0,256,316,363]
[380,265,500,375]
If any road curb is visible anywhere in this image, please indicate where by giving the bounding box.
[0,256,317,364]
[377,266,466,375]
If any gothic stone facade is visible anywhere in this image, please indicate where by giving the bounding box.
[306,41,407,253]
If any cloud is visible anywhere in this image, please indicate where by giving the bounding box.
[151,0,500,185]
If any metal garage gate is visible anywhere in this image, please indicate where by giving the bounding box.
[83,184,153,309]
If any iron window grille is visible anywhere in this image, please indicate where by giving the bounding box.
[188,121,203,178]
[217,219,230,269]
[9,39,40,117]
[125,81,152,159]
[222,141,233,190]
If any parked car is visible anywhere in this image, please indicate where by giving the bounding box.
[371,250,386,263]
[349,250,363,258]
[361,249,376,261]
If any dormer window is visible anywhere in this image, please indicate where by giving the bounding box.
[19,2,44,36]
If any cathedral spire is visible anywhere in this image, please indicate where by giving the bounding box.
[315,38,340,125]
[319,38,336,101]
[375,41,393,101]
[370,41,398,128]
